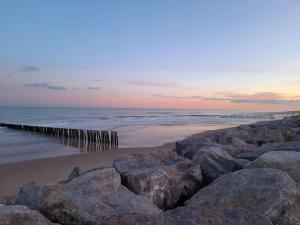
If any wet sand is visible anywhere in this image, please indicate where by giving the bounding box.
[0,142,175,196]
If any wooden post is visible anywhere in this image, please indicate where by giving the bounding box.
[0,122,119,150]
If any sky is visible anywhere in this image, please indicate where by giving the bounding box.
[0,0,300,110]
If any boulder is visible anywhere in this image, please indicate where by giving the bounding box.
[0,204,58,225]
[235,141,300,160]
[192,146,241,184]
[113,151,202,209]
[164,205,272,225]
[187,168,300,225]
[10,167,163,225]
[233,158,251,168]
[66,166,81,182]
[246,151,300,183]
[176,123,285,159]
[10,182,43,209]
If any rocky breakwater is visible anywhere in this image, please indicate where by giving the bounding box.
[112,151,202,210]
[0,204,58,225]
[1,115,300,225]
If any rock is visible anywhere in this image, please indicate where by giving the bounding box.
[176,123,285,159]
[192,146,241,184]
[284,115,300,128]
[113,151,202,209]
[10,167,163,225]
[164,205,272,225]
[246,151,300,183]
[233,158,251,168]
[187,168,300,225]
[10,182,43,209]
[0,204,58,225]
[235,141,300,160]
[66,166,81,181]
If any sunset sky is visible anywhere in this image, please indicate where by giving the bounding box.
[0,1,300,110]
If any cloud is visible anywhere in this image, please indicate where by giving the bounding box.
[152,93,203,99]
[206,92,300,105]
[202,97,229,101]
[95,79,102,82]
[226,92,283,100]
[24,82,67,91]
[128,81,178,88]
[230,98,300,105]
[86,87,100,90]
[47,85,67,91]
[81,95,101,98]
[21,66,40,72]
[152,91,300,105]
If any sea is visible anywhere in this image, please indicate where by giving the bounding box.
[0,107,298,164]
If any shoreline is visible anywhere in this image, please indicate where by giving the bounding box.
[1,115,300,224]
[0,142,175,196]
[1,114,298,197]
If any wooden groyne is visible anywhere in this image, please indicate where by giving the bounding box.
[0,122,118,151]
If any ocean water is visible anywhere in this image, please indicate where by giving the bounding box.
[0,107,297,164]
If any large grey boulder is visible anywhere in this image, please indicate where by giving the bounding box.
[10,168,163,225]
[187,168,300,225]
[113,151,202,210]
[235,141,300,160]
[246,151,300,183]
[0,204,58,225]
[164,205,272,225]
[192,146,241,184]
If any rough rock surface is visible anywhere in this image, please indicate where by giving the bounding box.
[164,205,272,225]
[113,151,202,209]
[233,158,251,168]
[0,204,58,225]
[246,151,300,183]
[176,123,285,159]
[10,168,163,225]
[235,141,300,160]
[187,168,300,225]
[10,182,43,209]
[192,146,241,184]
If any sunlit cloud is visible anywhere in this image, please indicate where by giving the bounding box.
[226,92,283,100]
[152,93,203,99]
[202,97,228,101]
[24,82,67,91]
[230,98,300,105]
[207,92,300,105]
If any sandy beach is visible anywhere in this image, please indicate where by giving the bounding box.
[0,142,175,196]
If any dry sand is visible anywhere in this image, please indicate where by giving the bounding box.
[0,142,175,196]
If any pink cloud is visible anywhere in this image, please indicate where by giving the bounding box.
[227,92,282,100]
[152,94,203,99]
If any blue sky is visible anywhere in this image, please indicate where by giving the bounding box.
[0,1,300,109]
